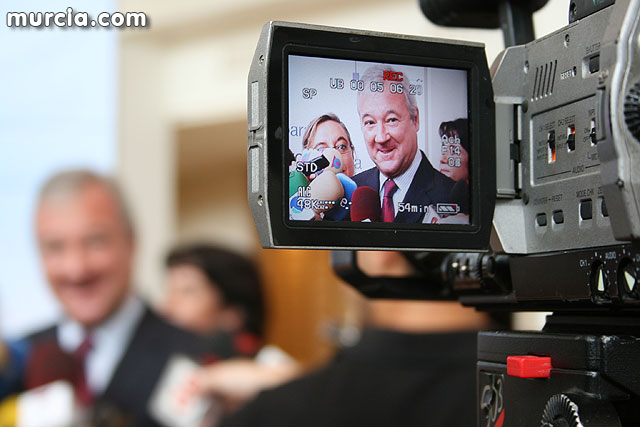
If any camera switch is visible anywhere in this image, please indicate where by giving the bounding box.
[600,197,608,217]
[617,259,637,295]
[580,199,593,220]
[506,355,552,378]
[566,125,576,151]
[536,213,547,227]
[552,210,564,224]
[547,130,556,163]
[591,262,607,294]
[588,55,600,74]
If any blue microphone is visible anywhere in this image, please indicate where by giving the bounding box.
[324,173,357,221]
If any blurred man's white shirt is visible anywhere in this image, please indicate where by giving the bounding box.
[57,293,144,394]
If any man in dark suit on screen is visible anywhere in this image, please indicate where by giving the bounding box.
[25,169,208,426]
[353,64,457,223]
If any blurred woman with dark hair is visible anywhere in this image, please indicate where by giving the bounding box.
[438,118,469,182]
[162,245,299,418]
[162,244,265,358]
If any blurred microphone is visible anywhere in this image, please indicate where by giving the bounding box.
[309,170,344,213]
[0,394,17,426]
[12,340,79,426]
[24,340,77,389]
[321,148,346,174]
[0,340,30,400]
[0,381,76,427]
[298,148,345,176]
[289,170,314,220]
[149,355,212,427]
[324,173,357,221]
[351,186,381,222]
[449,179,469,214]
[289,170,309,198]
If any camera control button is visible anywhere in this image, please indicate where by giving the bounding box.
[588,55,600,74]
[536,213,548,227]
[566,130,576,151]
[600,197,609,217]
[552,210,564,224]
[580,199,593,220]
[507,355,552,378]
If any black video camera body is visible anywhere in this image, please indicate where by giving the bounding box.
[247,1,640,425]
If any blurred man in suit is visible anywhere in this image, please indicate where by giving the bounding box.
[27,169,207,426]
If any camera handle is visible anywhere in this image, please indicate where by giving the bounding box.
[330,250,457,300]
[419,0,548,47]
[330,250,512,301]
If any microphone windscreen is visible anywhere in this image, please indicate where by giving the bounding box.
[324,174,357,221]
[336,173,357,199]
[299,148,322,162]
[321,148,346,174]
[299,149,328,177]
[0,340,30,400]
[351,186,381,222]
[148,355,211,427]
[24,340,78,390]
[309,171,344,213]
[0,395,17,427]
[289,170,309,198]
[16,381,75,427]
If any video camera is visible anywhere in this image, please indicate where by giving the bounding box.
[247,0,640,425]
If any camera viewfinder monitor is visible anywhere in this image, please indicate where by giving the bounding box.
[248,22,495,251]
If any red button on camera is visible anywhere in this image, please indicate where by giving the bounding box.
[506,355,552,378]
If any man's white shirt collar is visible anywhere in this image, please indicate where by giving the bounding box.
[378,148,422,206]
[57,293,144,394]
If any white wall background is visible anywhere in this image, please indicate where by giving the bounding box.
[0,0,117,338]
[425,68,467,163]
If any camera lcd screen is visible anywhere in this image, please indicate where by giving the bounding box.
[287,54,470,226]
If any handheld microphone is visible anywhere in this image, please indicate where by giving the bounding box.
[324,173,357,221]
[24,340,77,390]
[148,355,211,427]
[289,170,309,198]
[298,148,345,176]
[0,394,17,427]
[351,186,381,222]
[320,148,345,174]
[0,340,30,400]
[289,170,314,220]
[308,170,344,213]
[1,381,77,427]
[19,381,75,427]
[298,148,328,176]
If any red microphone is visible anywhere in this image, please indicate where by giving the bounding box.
[24,340,78,389]
[13,340,80,426]
[351,186,381,222]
